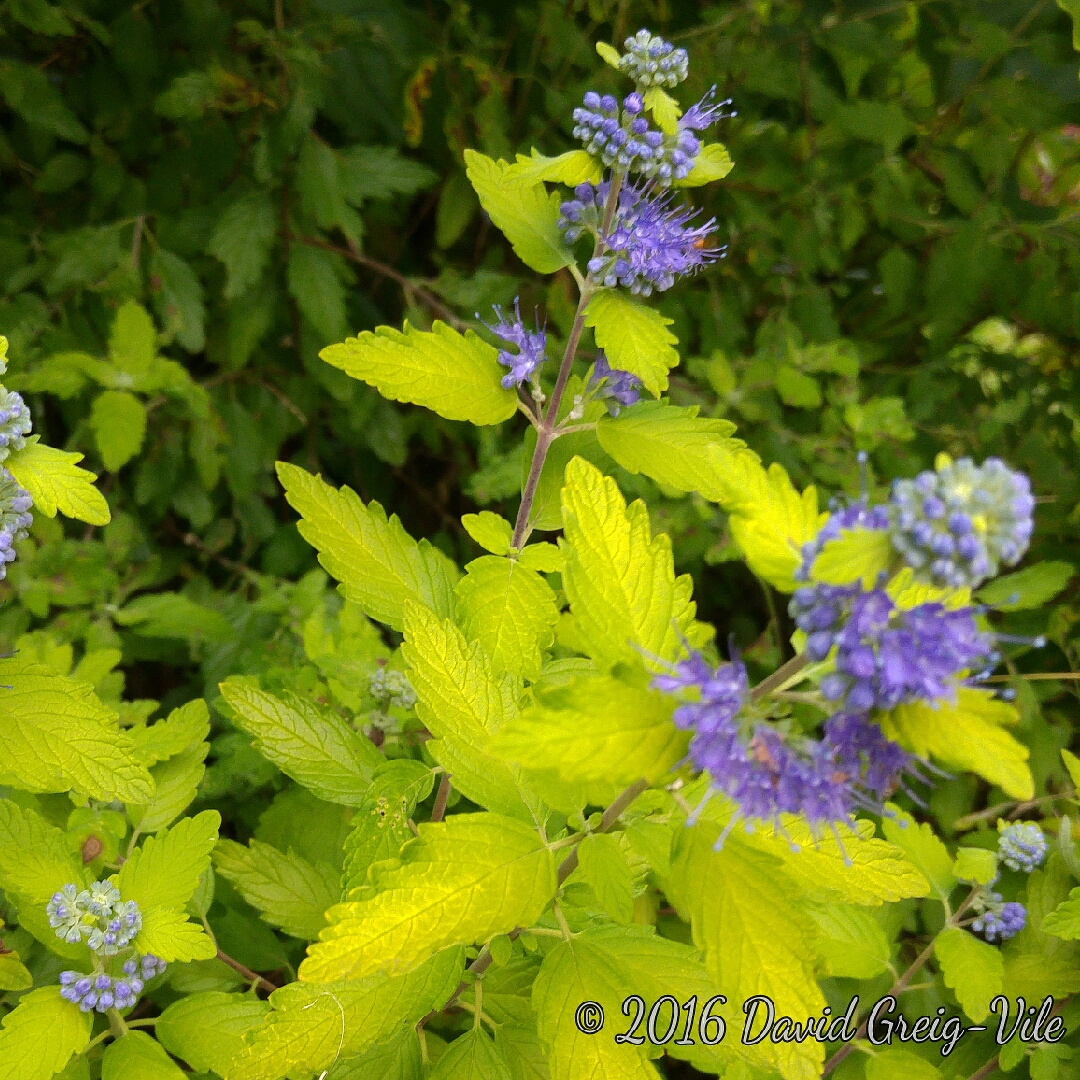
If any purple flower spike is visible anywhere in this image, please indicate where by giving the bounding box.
[480,299,548,389]
[589,354,641,415]
[680,86,736,131]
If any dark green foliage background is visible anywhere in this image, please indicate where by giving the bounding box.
[2,0,1079,1022]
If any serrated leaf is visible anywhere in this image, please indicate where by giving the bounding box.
[90,390,147,472]
[935,927,1003,1022]
[559,457,700,669]
[108,300,155,375]
[505,149,602,186]
[219,680,381,805]
[338,145,437,202]
[128,741,208,832]
[675,143,734,187]
[129,699,210,766]
[6,437,110,525]
[976,561,1076,611]
[0,60,87,143]
[207,190,278,299]
[429,1027,512,1080]
[226,947,465,1080]
[0,987,91,1080]
[584,291,678,397]
[119,810,221,911]
[150,248,206,353]
[323,320,515,425]
[277,462,459,631]
[577,834,633,924]
[881,808,957,904]
[157,992,271,1076]
[288,243,348,342]
[882,690,1033,800]
[456,555,559,680]
[643,87,681,133]
[596,402,739,496]
[1062,749,1080,792]
[0,952,32,991]
[0,799,85,904]
[462,511,513,555]
[464,150,574,274]
[326,1026,423,1080]
[806,902,890,979]
[1043,887,1080,939]
[113,592,234,642]
[101,1030,185,1080]
[518,543,563,573]
[300,814,556,982]
[811,528,895,588]
[0,659,152,802]
[133,905,217,962]
[596,41,622,68]
[214,840,339,940]
[491,675,684,804]
[954,847,998,885]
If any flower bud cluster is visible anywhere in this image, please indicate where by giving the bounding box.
[997,820,1047,873]
[0,388,31,462]
[0,466,32,579]
[59,954,166,1013]
[587,355,640,416]
[47,881,142,955]
[972,897,1027,942]
[480,300,547,390]
[617,29,689,89]
[369,667,417,711]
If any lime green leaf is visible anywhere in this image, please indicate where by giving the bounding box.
[401,601,539,822]
[505,149,602,186]
[806,901,891,979]
[1062,749,1080,791]
[464,150,574,274]
[129,699,210,766]
[881,808,957,904]
[219,680,381,805]
[0,659,153,802]
[596,402,739,496]
[277,462,459,631]
[675,143,734,187]
[882,689,1033,800]
[128,741,208,832]
[491,674,684,804]
[935,927,1003,1022]
[811,528,895,588]
[429,1027,512,1080]
[0,987,91,1080]
[559,457,700,669]
[226,948,464,1080]
[119,810,221,912]
[596,41,622,68]
[1043,887,1080,939]
[584,291,678,397]
[108,300,156,376]
[456,555,559,680]
[321,320,515,425]
[114,593,233,642]
[0,799,85,904]
[776,364,822,408]
[865,1049,941,1080]
[300,813,556,982]
[6,437,110,525]
[328,1027,423,1080]
[462,511,513,555]
[578,834,634,924]
[101,1030,186,1080]
[207,190,277,300]
[0,952,32,991]
[954,847,998,885]
[214,839,339,940]
[976,561,1076,611]
[517,542,563,573]
[132,906,216,962]
[643,87,681,134]
[157,992,270,1076]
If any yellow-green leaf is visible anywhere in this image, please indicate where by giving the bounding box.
[675,143,734,187]
[118,810,221,911]
[584,290,678,397]
[811,528,895,588]
[0,987,91,1080]
[90,390,147,472]
[935,927,1003,1022]
[5,437,110,524]
[643,87,681,133]
[133,906,217,963]
[505,149,602,186]
[156,992,271,1077]
[0,952,32,991]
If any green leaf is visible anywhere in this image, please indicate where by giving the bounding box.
[90,390,147,472]
[584,291,679,397]
[101,1031,186,1080]
[595,402,739,496]
[0,659,153,802]
[954,847,998,885]
[401,601,541,822]
[882,690,1033,800]
[157,992,271,1076]
[1043,887,1080,939]
[559,457,701,669]
[462,511,513,555]
[0,952,33,992]
[806,901,891,979]
[6,437,110,525]
[214,840,339,940]
[150,248,206,353]
[108,300,155,376]
[811,528,895,588]
[775,363,821,408]
[596,41,622,69]
[6,0,74,35]
[643,87,681,134]
[1059,0,1080,48]
[119,810,221,912]
[128,741,209,832]
[881,808,957,904]
[675,143,734,187]
[0,987,91,1080]
[1062,749,1080,792]
[429,1028,512,1080]
[288,244,348,343]
[976,561,1076,611]
[0,799,85,904]
[504,149,602,186]
[226,947,465,1080]
[455,555,560,680]
[277,462,460,631]
[114,593,234,642]
[207,190,278,300]
[577,834,634,924]
[219,680,381,805]
[326,1027,423,1080]
[518,543,563,573]
[338,146,437,202]
[129,699,210,766]
[300,813,556,982]
[935,927,1003,1023]
[322,320,515,425]
[0,60,87,143]
[492,675,684,804]
[865,1049,940,1080]
[463,150,574,274]
[132,905,217,962]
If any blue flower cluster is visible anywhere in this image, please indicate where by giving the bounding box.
[47,880,142,956]
[997,821,1048,873]
[369,667,417,710]
[0,466,32,580]
[481,300,548,389]
[588,355,640,415]
[59,955,166,1013]
[0,388,31,462]
[559,181,721,296]
[617,29,689,89]
[972,898,1027,942]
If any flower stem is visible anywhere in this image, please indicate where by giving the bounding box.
[749,652,811,701]
[107,1007,128,1040]
[430,774,452,823]
[216,947,278,995]
[556,777,649,885]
